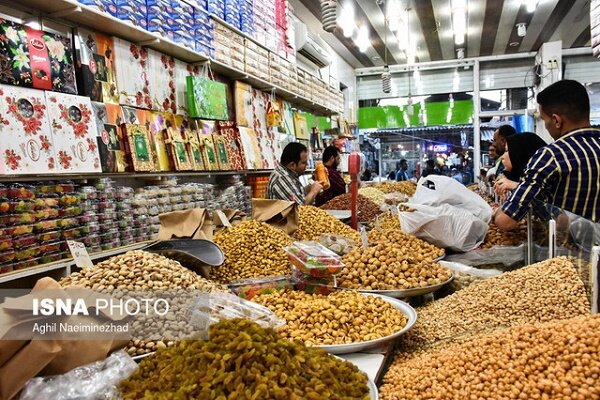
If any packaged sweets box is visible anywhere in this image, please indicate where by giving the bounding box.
[0,19,77,94]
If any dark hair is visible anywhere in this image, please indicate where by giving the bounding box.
[536,79,590,122]
[280,142,308,166]
[504,132,547,181]
[322,146,340,164]
[426,159,435,167]
[497,124,517,139]
[400,159,407,164]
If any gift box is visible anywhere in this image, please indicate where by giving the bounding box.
[164,125,194,171]
[216,121,246,170]
[122,123,155,171]
[74,29,119,104]
[92,102,127,172]
[0,85,56,175]
[212,133,231,170]
[175,115,204,170]
[252,88,268,132]
[116,0,148,29]
[45,92,101,173]
[148,49,176,113]
[196,120,219,170]
[0,20,76,94]
[124,108,172,171]
[234,81,253,128]
[113,38,153,109]
[238,127,263,170]
[77,0,117,15]
[255,128,276,169]
[186,75,228,120]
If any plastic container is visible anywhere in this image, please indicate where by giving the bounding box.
[100,221,118,232]
[33,196,59,209]
[100,229,119,243]
[318,234,357,256]
[57,217,79,229]
[98,211,116,222]
[38,251,67,264]
[34,207,60,220]
[7,184,35,199]
[38,241,61,253]
[81,234,101,247]
[6,224,34,236]
[0,199,34,213]
[33,219,59,232]
[12,258,39,270]
[59,206,82,217]
[59,194,81,207]
[37,230,61,242]
[115,201,132,211]
[34,182,55,197]
[171,203,185,211]
[284,241,345,278]
[115,186,134,200]
[143,186,160,197]
[13,235,37,249]
[79,186,97,200]
[89,245,102,254]
[79,212,99,225]
[0,184,6,198]
[119,231,133,241]
[80,201,98,212]
[0,249,15,264]
[14,245,40,260]
[61,227,82,240]
[80,222,100,234]
[101,238,120,251]
[95,178,114,191]
[133,206,148,216]
[117,216,133,229]
[169,195,182,204]
[131,194,149,207]
[96,188,115,201]
[96,201,116,212]
[54,181,75,194]
[147,205,160,216]
[228,276,294,300]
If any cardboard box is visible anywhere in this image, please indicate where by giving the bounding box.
[92,101,127,172]
[121,123,155,171]
[113,38,153,109]
[116,0,148,29]
[45,92,102,173]
[78,0,117,15]
[0,20,77,94]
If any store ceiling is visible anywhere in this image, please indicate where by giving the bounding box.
[291,0,592,68]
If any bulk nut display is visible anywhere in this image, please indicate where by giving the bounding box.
[120,318,371,400]
[338,229,448,291]
[369,211,401,231]
[381,315,600,400]
[399,257,590,350]
[320,193,383,222]
[482,220,528,248]
[294,206,361,243]
[358,187,386,205]
[211,219,293,284]
[252,290,408,346]
[377,181,417,196]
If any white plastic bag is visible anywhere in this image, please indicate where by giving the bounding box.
[412,175,493,223]
[444,244,527,267]
[399,203,489,252]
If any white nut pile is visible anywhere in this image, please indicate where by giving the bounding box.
[399,257,590,350]
[358,187,386,205]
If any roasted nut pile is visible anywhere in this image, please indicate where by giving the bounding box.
[370,211,401,231]
[320,193,383,222]
[358,187,386,205]
[211,219,293,283]
[399,257,590,350]
[294,206,361,242]
[381,314,600,400]
[60,250,226,356]
[337,229,448,291]
[377,181,417,196]
[482,220,528,248]
[120,318,371,400]
[447,271,485,292]
[252,290,407,346]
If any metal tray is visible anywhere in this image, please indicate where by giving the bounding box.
[316,293,417,354]
[368,376,379,400]
[352,273,454,299]
[325,210,352,219]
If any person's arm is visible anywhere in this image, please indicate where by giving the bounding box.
[304,181,323,205]
[495,148,557,231]
[328,170,346,195]
[493,177,518,200]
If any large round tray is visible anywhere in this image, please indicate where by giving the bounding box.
[368,377,379,400]
[351,273,454,299]
[316,293,417,354]
[325,210,352,219]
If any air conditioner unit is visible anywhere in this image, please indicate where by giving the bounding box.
[294,21,332,69]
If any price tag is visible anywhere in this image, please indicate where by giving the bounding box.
[375,215,381,231]
[360,226,368,249]
[66,240,94,269]
[216,210,232,227]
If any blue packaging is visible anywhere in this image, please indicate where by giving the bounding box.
[207,0,225,19]
[172,29,195,49]
[77,0,117,16]
[116,0,147,28]
[147,17,173,38]
[147,0,172,20]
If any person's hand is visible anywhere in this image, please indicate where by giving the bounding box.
[494,177,511,199]
[310,181,323,194]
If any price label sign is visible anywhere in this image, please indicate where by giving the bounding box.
[215,210,232,227]
[360,226,368,249]
[66,240,94,269]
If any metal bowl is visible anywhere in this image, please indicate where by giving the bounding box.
[368,377,379,400]
[325,210,352,219]
[316,293,417,354]
[352,273,454,299]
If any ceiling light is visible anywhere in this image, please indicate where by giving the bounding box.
[516,22,527,37]
[451,0,467,46]
[339,5,355,37]
[406,51,415,64]
[356,25,370,52]
[523,0,538,13]
[388,16,401,32]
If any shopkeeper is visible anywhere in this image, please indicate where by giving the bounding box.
[494,80,600,231]
[315,146,346,207]
[267,142,323,205]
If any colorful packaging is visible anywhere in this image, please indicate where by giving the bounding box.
[238,127,263,170]
[284,241,345,278]
[186,75,229,120]
[115,0,148,29]
[0,85,56,175]
[216,121,246,170]
[234,81,253,128]
[164,125,194,171]
[0,19,76,94]
[77,0,117,16]
[74,28,119,103]
[147,49,176,113]
[92,102,127,172]
[196,120,219,171]
[122,123,155,171]
[113,38,152,109]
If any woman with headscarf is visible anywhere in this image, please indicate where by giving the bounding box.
[494,132,547,200]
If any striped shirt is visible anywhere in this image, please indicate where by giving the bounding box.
[502,127,600,222]
[267,165,304,205]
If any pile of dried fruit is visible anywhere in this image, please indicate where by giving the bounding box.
[399,257,590,350]
[211,219,293,284]
[337,229,448,291]
[358,187,386,205]
[320,193,383,222]
[377,181,417,197]
[120,318,371,400]
[381,314,600,400]
[482,220,528,248]
[294,206,361,242]
[252,290,407,346]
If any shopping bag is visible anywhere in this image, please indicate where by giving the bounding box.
[186,64,228,120]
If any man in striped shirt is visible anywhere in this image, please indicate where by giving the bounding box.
[495,80,600,231]
[267,142,322,205]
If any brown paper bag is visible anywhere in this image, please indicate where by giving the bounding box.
[158,208,214,240]
[213,209,247,233]
[252,199,298,235]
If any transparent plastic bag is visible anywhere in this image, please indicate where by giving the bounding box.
[444,244,527,268]
[188,292,286,339]
[19,350,137,400]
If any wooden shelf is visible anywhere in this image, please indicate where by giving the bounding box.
[0,169,274,182]
[0,241,153,284]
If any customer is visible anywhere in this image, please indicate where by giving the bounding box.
[494,80,600,230]
[421,159,439,177]
[485,144,500,182]
[315,146,346,207]
[493,132,547,200]
[267,142,322,205]
[492,124,517,178]
[395,159,410,181]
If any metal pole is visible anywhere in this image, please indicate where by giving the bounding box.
[527,209,534,265]
[378,143,383,182]
[592,246,599,314]
[548,219,556,259]
[473,60,481,184]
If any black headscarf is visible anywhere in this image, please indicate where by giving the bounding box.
[503,132,547,181]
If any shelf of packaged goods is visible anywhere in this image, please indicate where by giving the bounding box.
[16,0,209,63]
[0,241,153,284]
[0,169,275,182]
